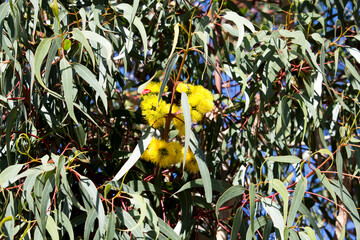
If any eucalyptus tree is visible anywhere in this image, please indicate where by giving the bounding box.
[0,0,360,239]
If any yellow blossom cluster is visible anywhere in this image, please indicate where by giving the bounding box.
[141,138,199,173]
[140,82,170,129]
[139,81,214,174]
[175,83,214,132]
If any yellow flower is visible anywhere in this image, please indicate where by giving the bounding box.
[188,86,214,115]
[143,81,168,94]
[168,141,183,164]
[141,139,181,168]
[176,83,193,94]
[183,148,199,174]
[141,95,170,128]
[171,105,185,136]
[191,109,203,123]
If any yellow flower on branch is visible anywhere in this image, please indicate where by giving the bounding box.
[183,148,199,174]
[142,81,168,95]
[176,83,193,94]
[141,139,182,168]
[171,105,185,136]
[141,95,170,129]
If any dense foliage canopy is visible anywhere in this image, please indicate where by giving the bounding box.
[1,0,360,239]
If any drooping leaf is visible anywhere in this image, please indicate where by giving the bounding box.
[112,127,155,181]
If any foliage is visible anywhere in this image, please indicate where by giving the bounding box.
[1,0,360,239]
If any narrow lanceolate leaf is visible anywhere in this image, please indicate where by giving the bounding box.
[266,155,302,164]
[348,47,360,64]
[245,216,267,240]
[170,23,180,57]
[82,30,113,61]
[174,179,230,195]
[79,175,106,236]
[158,53,178,105]
[222,10,255,49]
[0,164,23,188]
[121,192,146,232]
[106,212,115,240]
[288,176,307,225]
[249,183,255,239]
[34,38,61,98]
[60,58,78,124]
[46,215,59,240]
[54,210,74,240]
[216,185,245,218]
[113,3,148,60]
[331,180,360,240]
[0,2,10,24]
[5,107,17,166]
[181,92,191,166]
[304,227,317,240]
[137,70,162,94]
[271,179,289,222]
[112,127,155,181]
[73,63,107,112]
[336,150,344,200]
[189,131,212,203]
[230,208,246,240]
[72,28,95,67]
[315,169,337,205]
[158,218,180,240]
[261,198,285,240]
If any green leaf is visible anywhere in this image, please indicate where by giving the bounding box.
[0,164,24,188]
[63,39,71,51]
[249,183,255,239]
[73,63,108,112]
[170,23,180,58]
[115,207,143,238]
[34,38,62,99]
[60,58,77,124]
[288,176,307,225]
[266,155,302,164]
[128,180,162,195]
[230,208,246,240]
[336,150,344,200]
[304,227,317,240]
[113,3,148,60]
[54,209,74,240]
[271,179,289,222]
[82,30,113,61]
[72,28,96,67]
[181,91,191,166]
[137,70,162,94]
[46,215,59,240]
[348,47,360,64]
[331,180,360,240]
[112,127,155,181]
[216,185,245,219]
[315,169,337,205]
[299,232,311,240]
[79,175,106,236]
[189,131,212,203]
[261,197,285,240]
[5,107,17,166]
[158,53,178,105]
[222,10,255,49]
[106,212,115,240]
[174,179,230,195]
[158,218,180,240]
[84,208,97,240]
[245,216,268,240]
[0,2,10,24]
